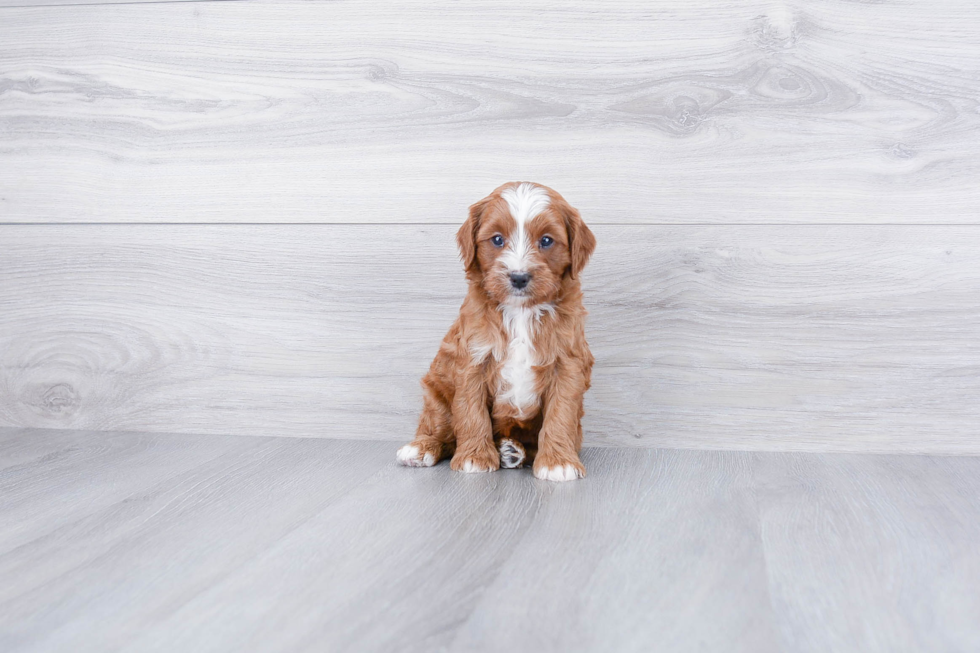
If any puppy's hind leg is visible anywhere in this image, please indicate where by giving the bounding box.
[496,419,539,468]
[398,381,455,468]
[498,438,526,469]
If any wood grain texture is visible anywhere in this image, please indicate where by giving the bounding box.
[1,428,978,652]
[0,0,226,9]
[755,453,980,652]
[449,448,779,652]
[2,224,979,452]
[1,0,979,223]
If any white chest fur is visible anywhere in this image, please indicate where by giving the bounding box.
[496,302,554,417]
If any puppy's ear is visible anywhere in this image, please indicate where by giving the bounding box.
[559,198,595,279]
[457,197,489,273]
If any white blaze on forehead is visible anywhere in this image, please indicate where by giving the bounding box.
[499,183,550,272]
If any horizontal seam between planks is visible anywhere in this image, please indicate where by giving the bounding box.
[0,0,241,8]
[2,222,980,227]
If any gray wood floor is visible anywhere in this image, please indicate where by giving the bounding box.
[2,427,978,653]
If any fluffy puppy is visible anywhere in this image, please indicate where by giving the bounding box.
[397,181,596,482]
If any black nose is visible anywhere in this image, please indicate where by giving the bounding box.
[509,272,531,290]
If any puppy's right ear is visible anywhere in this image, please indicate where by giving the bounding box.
[457,197,489,273]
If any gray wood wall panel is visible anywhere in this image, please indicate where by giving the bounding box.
[2,224,979,452]
[1,0,979,223]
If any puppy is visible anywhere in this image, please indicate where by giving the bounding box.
[397,182,596,482]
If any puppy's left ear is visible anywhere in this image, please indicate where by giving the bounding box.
[457,196,489,274]
[559,198,596,280]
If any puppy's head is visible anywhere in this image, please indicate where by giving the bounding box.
[457,182,596,305]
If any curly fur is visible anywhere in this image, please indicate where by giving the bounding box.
[396,182,596,482]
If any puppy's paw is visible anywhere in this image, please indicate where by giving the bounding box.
[450,450,500,473]
[533,457,586,482]
[498,438,526,469]
[396,443,437,468]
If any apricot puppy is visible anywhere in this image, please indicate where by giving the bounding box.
[397,182,596,482]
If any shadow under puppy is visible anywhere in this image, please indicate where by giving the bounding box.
[397,181,596,482]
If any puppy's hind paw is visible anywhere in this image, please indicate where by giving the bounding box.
[498,439,526,469]
[397,444,436,468]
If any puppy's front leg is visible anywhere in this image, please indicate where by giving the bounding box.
[450,365,499,473]
[534,359,588,482]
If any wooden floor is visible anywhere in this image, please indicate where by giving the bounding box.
[3,428,979,653]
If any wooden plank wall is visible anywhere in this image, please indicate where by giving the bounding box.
[2,0,979,452]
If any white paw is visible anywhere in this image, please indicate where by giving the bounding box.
[534,464,583,482]
[461,459,494,473]
[397,444,435,468]
[498,439,526,469]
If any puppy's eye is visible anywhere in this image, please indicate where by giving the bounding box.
[539,235,554,248]
[491,235,505,247]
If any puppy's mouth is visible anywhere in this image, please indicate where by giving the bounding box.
[505,285,534,303]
